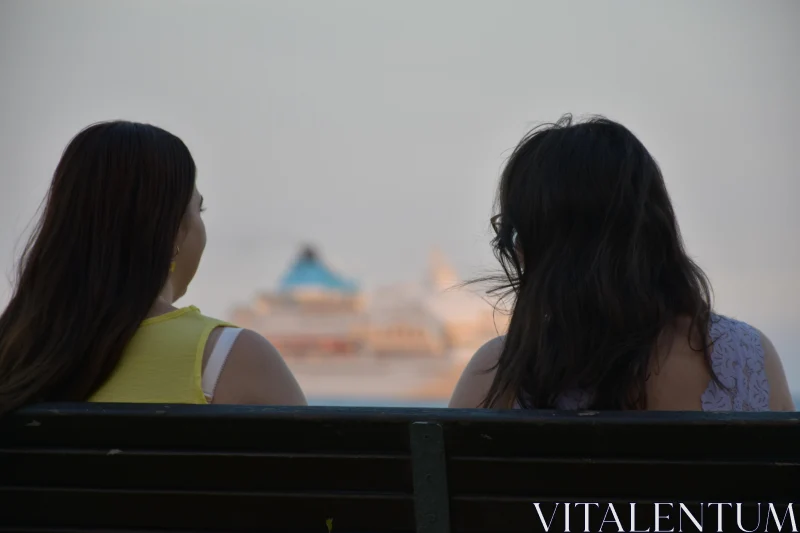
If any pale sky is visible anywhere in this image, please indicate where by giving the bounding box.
[1,1,798,384]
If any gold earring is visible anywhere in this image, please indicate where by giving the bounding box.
[170,246,180,273]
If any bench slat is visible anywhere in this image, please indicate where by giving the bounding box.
[0,450,411,492]
[443,422,800,460]
[448,457,800,499]
[0,487,414,532]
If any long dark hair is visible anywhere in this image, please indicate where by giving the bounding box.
[0,121,196,414]
[481,114,714,410]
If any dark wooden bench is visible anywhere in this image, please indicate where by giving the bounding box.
[0,404,798,533]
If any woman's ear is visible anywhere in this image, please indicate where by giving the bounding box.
[174,221,189,252]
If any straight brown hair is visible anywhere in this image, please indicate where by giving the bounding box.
[0,121,196,415]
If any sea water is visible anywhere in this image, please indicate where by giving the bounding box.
[308,397,447,408]
[309,395,800,410]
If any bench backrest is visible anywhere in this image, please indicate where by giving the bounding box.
[1,404,798,532]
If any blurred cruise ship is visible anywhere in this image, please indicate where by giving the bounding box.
[229,245,508,401]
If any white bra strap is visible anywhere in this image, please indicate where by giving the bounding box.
[202,327,243,402]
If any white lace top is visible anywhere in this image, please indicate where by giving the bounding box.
[553,314,770,411]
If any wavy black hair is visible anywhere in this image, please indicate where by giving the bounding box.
[480,114,715,410]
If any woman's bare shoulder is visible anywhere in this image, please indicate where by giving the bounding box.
[448,336,505,408]
[212,329,308,406]
[472,335,505,369]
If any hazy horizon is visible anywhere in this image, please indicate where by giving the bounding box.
[1,1,798,386]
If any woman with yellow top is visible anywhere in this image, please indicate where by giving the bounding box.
[0,121,307,414]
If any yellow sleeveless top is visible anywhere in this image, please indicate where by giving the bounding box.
[89,306,234,404]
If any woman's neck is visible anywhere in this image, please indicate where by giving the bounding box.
[145,283,178,319]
